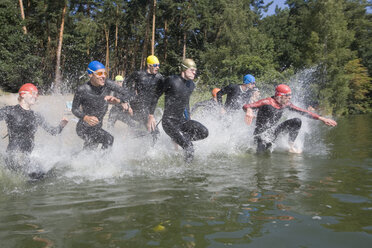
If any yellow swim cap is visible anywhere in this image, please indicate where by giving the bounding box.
[181,58,197,71]
[146,55,160,65]
[115,75,124,81]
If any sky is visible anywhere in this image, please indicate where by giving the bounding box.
[263,0,287,17]
[263,0,372,16]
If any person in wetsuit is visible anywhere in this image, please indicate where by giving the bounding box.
[191,87,220,114]
[0,83,68,178]
[72,61,129,150]
[107,75,136,128]
[217,74,257,113]
[123,55,164,142]
[243,84,337,153]
[157,58,209,163]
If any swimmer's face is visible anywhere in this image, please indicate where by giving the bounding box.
[23,91,38,106]
[148,64,160,74]
[89,68,107,87]
[276,94,292,105]
[115,80,123,87]
[183,68,197,81]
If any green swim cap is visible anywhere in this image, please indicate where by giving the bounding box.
[181,59,197,71]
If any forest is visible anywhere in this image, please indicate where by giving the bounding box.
[0,0,371,115]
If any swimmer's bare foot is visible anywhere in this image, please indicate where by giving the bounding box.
[289,143,303,154]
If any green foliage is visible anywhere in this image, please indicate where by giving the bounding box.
[345,59,372,114]
[0,0,370,114]
[0,0,42,92]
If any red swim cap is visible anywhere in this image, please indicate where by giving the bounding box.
[275,84,291,96]
[19,83,38,96]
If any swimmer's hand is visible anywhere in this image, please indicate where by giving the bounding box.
[104,95,120,104]
[319,116,337,127]
[121,102,133,116]
[147,115,156,132]
[60,117,69,128]
[83,115,99,126]
[244,108,254,125]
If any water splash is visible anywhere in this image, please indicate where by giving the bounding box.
[0,69,330,186]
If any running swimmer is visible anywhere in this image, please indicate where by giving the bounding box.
[191,87,220,114]
[107,75,136,128]
[217,74,257,113]
[124,55,164,142]
[0,83,68,179]
[243,84,337,153]
[157,58,209,162]
[72,61,130,150]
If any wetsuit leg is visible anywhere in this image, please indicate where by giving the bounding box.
[272,118,302,143]
[162,119,208,162]
[254,136,272,153]
[76,122,114,150]
[162,118,194,162]
[180,120,209,142]
[108,107,120,128]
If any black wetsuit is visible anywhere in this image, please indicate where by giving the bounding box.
[158,75,209,161]
[0,105,65,178]
[0,105,64,153]
[108,91,137,128]
[72,79,129,149]
[217,84,254,111]
[243,97,320,152]
[126,70,164,118]
[109,71,164,139]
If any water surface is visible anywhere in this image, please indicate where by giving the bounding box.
[0,96,371,247]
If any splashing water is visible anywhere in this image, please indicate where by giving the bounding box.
[0,69,329,187]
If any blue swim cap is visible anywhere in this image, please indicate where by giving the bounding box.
[87,61,105,74]
[243,74,255,84]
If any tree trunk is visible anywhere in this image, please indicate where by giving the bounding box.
[141,5,151,69]
[18,0,27,34]
[114,5,119,76]
[183,32,187,60]
[151,0,156,55]
[164,19,168,61]
[104,24,110,73]
[54,3,67,93]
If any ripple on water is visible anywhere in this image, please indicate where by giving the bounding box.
[331,194,371,203]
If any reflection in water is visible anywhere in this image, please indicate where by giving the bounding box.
[0,92,371,247]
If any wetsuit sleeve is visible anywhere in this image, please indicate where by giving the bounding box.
[288,103,320,120]
[185,98,191,120]
[72,87,86,119]
[148,74,164,115]
[106,79,130,103]
[217,85,233,106]
[36,113,64,135]
[149,75,169,115]
[0,106,10,121]
[242,98,272,110]
[123,72,138,100]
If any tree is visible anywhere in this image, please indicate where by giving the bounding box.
[345,58,372,114]
[0,0,42,92]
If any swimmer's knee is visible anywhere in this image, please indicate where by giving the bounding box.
[292,118,302,128]
[201,126,209,139]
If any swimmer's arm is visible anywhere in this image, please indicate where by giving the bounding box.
[71,89,85,119]
[318,116,337,126]
[0,106,9,121]
[288,104,337,126]
[36,113,68,135]
[106,79,130,103]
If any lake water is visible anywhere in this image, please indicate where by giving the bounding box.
[0,95,371,247]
